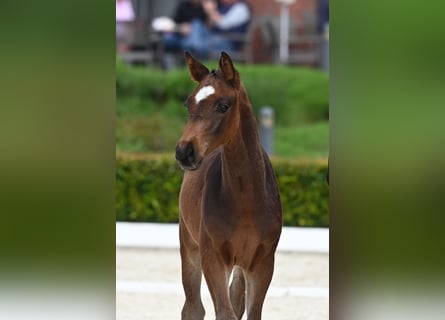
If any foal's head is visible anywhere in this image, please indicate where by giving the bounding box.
[175,52,242,171]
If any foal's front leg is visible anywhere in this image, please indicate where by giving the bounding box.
[200,237,237,320]
[245,252,275,320]
[180,221,205,320]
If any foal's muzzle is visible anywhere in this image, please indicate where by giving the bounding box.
[175,141,203,171]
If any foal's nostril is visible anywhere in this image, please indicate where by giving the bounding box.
[185,143,194,158]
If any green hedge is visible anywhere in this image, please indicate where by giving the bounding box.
[116,153,329,227]
[116,58,329,126]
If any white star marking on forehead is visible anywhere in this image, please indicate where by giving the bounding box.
[195,85,215,104]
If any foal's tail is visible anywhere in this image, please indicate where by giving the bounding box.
[230,266,246,319]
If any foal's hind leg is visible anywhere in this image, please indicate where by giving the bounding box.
[230,266,246,319]
[180,222,205,320]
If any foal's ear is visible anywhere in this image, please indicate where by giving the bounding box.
[184,51,209,82]
[219,51,240,88]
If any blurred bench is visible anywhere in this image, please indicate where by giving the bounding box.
[117,12,322,68]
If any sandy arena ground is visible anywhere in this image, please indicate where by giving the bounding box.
[117,247,328,319]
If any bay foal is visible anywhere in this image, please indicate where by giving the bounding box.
[175,52,282,320]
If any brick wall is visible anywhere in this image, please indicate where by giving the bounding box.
[247,0,316,23]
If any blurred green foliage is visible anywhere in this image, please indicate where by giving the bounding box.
[116,58,329,156]
[116,153,328,227]
[274,122,329,158]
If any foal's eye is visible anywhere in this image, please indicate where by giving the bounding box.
[216,103,229,113]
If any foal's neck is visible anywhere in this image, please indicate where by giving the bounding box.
[221,87,266,193]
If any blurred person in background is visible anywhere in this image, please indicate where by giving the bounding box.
[116,0,135,53]
[160,0,208,69]
[183,0,251,59]
[162,0,207,52]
